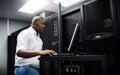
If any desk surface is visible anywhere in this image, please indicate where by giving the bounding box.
[39,55,106,61]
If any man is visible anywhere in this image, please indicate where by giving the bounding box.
[14,16,57,75]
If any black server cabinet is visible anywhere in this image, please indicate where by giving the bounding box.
[82,0,119,55]
[61,5,83,54]
[113,0,120,74]
[40,55,107,75]
[82,0,120,75]
[39,0,120,75]
[40,14,59,53]
[7,27,28,75]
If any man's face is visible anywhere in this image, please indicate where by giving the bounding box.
[36,18,45,32]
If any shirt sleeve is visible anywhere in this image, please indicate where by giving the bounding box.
[16,31,30,53]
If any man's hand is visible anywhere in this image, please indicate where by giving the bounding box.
[39,50,58,56]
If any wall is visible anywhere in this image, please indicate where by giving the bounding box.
[0,18,30,75]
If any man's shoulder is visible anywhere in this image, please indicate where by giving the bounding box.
[18,27,31,37]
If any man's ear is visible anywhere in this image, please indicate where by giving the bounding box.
[36,21,39,25]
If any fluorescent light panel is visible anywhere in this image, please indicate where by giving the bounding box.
[18,0,49,14]
[52,0,85,7]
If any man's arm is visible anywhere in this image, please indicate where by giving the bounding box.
[17,49,57,58]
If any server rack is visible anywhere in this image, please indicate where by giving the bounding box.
[40,55,107,75]
[40,0,120,75]
[82,0,120,75]
[40,14,59,53]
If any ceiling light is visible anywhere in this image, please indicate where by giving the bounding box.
[18,0,49,14]
[52,0,85,7]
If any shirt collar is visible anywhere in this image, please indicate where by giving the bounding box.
[29,26,38,36]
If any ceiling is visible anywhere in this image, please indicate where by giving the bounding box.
[0,0,91,22]
[0,0,62,21]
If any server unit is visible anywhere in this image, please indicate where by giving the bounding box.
[58,0,120,56]
[113,0,120,73]
[53,0,120,75]
[40,14,59,53]
[82,0,120,75]
[82,0,118,55]
[40,55,107,75]
[42,61,103,75]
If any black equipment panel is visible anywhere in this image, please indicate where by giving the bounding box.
[62,8,83,53]
[40,55,107,75]
[82,0,119,55]
[41,14,59,53]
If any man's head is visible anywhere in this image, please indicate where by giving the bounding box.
[31,16,45,32]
